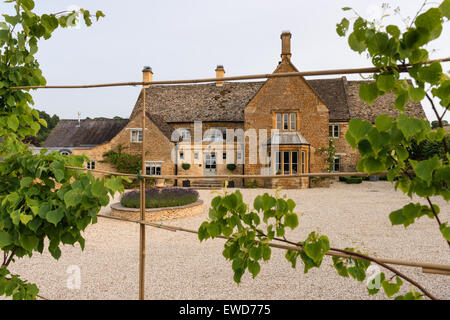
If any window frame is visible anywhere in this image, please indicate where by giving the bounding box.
[130,129,143,143]
[333,155,341,172]
[329,124,340,138]
[145,162,162,176]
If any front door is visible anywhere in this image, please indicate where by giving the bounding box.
[204,152,217,176]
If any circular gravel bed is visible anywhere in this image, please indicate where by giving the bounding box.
[5,181,450,300]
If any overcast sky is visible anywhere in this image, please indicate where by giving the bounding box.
[1,0,449,121]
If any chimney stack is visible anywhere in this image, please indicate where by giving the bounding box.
[215,65,225,87]
[142,66,153,88]
[280,31,292,60]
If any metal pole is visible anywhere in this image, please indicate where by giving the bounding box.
[139,86,147,300]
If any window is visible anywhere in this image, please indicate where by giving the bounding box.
[179,128,191,141]
[86,160,96,170]
[275,151,304,175]
[194,152,199,160]
[301,151,306,173]
[131,129,143,142]
[290,113,296,130]
[222,130,227,141]
[275,113,297,131]
[223,152,227,160]
[60,151,70,156]
[276,152,281,175]
[237,151,242,161]
[333,156,341,172]
[145,162,162,176]
[179,152,184,160]
[329,124,340,138]
[276,114,282,130]
[283,114,289,130]
[292,151,298,174]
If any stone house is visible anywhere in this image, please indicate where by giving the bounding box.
[43,32,426,188]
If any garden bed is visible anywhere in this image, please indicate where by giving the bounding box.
[110,188,204,221]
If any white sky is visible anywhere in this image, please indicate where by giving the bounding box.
[1,0,449,121]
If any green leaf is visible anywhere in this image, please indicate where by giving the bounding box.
[376,74,395,92]
[247,260,260,278]
[249,246,262,261]
[439,223,450,241]
[8,114,19,131]
[64,189,83,208]
[411,156,440,185]
[284,213,299,230]
[46,208,64,226]
[19,234,39,252]
[408,85,425,102]
[20,0,35,10]
[417,62,442,85]
[91,180,107,198]
[348,32,367,53]
[0,231,13,248]
[336,18,350,37]
[415,8,442,36]
[20,214,33,225]
[386,25,400,38]
[440,0,450,19]
[359,82,379,105]
[20,177,34,189]
[262,246,271,261]
[375,114,394,132]
[382,276,403,297]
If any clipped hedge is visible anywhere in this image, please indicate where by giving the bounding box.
[339,176,363,184]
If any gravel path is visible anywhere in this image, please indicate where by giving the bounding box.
[6,181,450,300]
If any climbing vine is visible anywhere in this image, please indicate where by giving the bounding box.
[0,1,128,300]
[199,0,450,300]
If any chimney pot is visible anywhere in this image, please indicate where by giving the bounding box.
[215,65,225,87]
[280,31,292,60]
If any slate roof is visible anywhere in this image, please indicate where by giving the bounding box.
[345,80,426,122]
[43,119,128,148]
[264,132,310,145]
[130,78,426,124]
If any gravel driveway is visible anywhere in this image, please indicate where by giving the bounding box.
[6,181,450,300]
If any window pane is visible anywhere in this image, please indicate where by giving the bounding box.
[290,113,296,130]
[91,161,95,170]
[334,157,340,172]
[334,125,339,138]
[302,151,306,173]
[146,167,150,175]
[223,152,226,160]
[156,166,161,175]
[329,125,332,137]
[276,152,281,175]
[283,151,290,174]
[180,152,184,160]
[283,114,289,130]
[276,114,281,129]
[139,130,143,142]
[292,152,298,174]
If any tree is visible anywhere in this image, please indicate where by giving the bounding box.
[199,0,450,300]
[0,1,126,300]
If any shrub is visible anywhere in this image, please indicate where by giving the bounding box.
[227,163,237,171]
[181,163,191,170]
[339,176,363,184]
[120,188,199,208]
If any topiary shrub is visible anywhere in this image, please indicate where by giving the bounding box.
[121,188,199,209]
[339,176,363,184]
[181,163,191,170]
[226,163,237,171]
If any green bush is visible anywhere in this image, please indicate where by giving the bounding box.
[226,163,237,171]
[181,163,191,170]
[339,176,363,184]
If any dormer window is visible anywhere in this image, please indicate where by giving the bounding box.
[179,128,191,141]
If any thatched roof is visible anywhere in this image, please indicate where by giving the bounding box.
[43,119,128,148]
[130,78,426,123]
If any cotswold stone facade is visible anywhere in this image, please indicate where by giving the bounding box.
[43,32,426,189]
